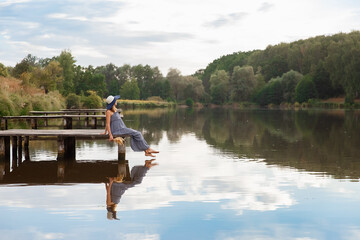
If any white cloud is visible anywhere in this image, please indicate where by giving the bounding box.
[1,0,360,75]
[0,0,30,7]
[72,45,108,58]
[47,13,88,22]
[258,2,274,12]
[1,134,358,220]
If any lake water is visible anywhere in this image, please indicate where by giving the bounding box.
[1,108,360,240]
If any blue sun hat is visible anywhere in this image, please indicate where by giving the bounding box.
[106,95,120,110]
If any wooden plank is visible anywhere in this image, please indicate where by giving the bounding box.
[0,129,106,137]
[30,109,122,115]
[0,129,129,139]
[1,115,106,119]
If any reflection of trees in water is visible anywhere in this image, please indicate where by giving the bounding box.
[118,108,360,180]
[24,108,360,179]
[198,109,360,179]
[251,110,360,179]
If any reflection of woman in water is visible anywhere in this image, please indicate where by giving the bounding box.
[105,160,158,220]
[103,95,159,157]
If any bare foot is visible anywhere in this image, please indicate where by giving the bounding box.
[145,159,158,168]
[145,152,155,157]
[147,148,159,154]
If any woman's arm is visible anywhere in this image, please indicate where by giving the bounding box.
[105,179,114,206]
[105,110,113,141]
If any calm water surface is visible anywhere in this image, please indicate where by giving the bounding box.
[1,108,360,240]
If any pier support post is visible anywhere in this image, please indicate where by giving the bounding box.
[57,136,76,161]
[0,118,4,130]
[0,136,10,180]
[11,136,17,169]
[17,136,22,165]
[57,136,65,161]
[57,160,65,182]
[64,117,72,129]
[4,119,8,130]
[85,112,89,125]
[92,117,98,129]
[31,119,38,129]
[118,160,131,181]
[44,113,48,126]
[64,137,76,160]
[24,136,30,161]
[118,138,126,161]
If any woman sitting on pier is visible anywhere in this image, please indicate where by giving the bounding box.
[103,95,159,157]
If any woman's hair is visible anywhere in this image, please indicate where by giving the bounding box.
[111,104,117,112]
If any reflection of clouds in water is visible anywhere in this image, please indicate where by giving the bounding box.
[0,228,66,240]
[0,134,357,219]
[0,227,160,240]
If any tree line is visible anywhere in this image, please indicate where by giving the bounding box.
[0,51,205,108]
[1,31,359,108]
[199,31,360,105]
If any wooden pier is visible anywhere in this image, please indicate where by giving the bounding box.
[0,129,128,164]
[0,160,131,184]
[0,111,123,130]
[0,109,131,184]
[0,114,107,130]
[29,109,121,115]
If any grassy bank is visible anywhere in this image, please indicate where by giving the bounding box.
[118,99,176,109]
[278,98,360,109]
[0,77,65,116]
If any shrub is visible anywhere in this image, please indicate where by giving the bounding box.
[295,76,318,103]
[81,91,102,108]
[185,98,194,107]
[147,96,163,102]
[0,93,14,116]
[66,93,81,109]
[345,93,354,104]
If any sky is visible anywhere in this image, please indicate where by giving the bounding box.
[1,0,360,75]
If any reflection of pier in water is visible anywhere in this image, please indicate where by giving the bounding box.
[0,158,131,185]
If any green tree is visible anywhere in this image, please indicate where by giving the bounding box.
[0,63,8,77]
[167,68,184,101]
[108,79,120,96]
[209,70,229,104]
[58,50,76,95]
[182,76,205,101]
[45,61,63,93]
[281,70,303,103]
[120,79,140,100]
[230,65,256,101]
[153,79,171,100]
[312,61,341,99]
[12,59,32,78]
[95,63,120,96]
[268,78,283,105]
[261,43,289,82]
[88,73,106,97]
[295,76,318,103]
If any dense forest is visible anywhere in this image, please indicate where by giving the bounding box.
[1,31,360,113]
[200,31,360,105]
